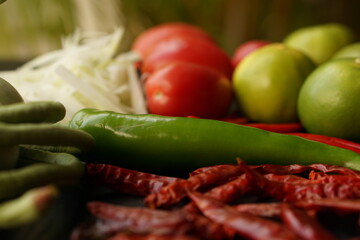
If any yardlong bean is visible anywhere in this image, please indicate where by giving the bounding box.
[0,185,58,228]
[0,101,66,123]
[18,147,84,167]
[0,162,84,200]
[0,77,23,105]
[0,123,95,151]
[0,78,96,228]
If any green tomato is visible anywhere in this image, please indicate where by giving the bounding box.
[232,43,315,123]
[284,23,355,65]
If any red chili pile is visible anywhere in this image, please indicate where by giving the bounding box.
[71,159,360,240]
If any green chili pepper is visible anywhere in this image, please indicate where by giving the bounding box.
[69,108,360,173]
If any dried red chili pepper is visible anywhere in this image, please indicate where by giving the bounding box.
[251,163,360,176]
[280,203,338,240]
[265,181,360,202]
[87,201,191,235]
[307,164,360,176]
[251,164,313,175]
[183,212,236,240]
[308,170,326,180]
[287,133,360,154]
[71,219,127,240]
[203,173,254,202]
[188,164,237,176]
[295,198,360,214]
[145,164,244,209]
[187,191,299,240]
[183,173,254,214]
[264,173,311,184]
[310,174,360,184]
[107,233,201,240]
[234,202,282,218]
[86,163,181,196]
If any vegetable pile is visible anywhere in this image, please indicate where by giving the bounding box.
[71,160,360,239]
[69,109,360,173]
[1,20,360,239]
[0,77,94,228]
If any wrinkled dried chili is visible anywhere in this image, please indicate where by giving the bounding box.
[145,164,244,208]
[87,201,191,235]
[234,202,281,218]
[73,159,360,240]
[107,233,201,240]
[251,163,360,176]
[86,163,181,196]
[280,203,338,240]
[187,191,299,240]
[265,181,360,202]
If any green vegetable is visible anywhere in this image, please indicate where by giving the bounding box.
[0,79,95,169]
[0,185,58,228]
[0,123,95,150]
[0,160,83,200]
[0,77,23,105]
[0,101,66,123]
[69,108,360,174]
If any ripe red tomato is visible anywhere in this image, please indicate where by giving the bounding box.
[142,36,233,79]
[145,62,233,118]
[232,40,271,67]
[132,22,215,58]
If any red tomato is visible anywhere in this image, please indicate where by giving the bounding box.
[132,22,215,57]
[142,36,233,79]
[232,40,271,67]
[145,62,233,118]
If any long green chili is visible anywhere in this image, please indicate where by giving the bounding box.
[69,108,360,174]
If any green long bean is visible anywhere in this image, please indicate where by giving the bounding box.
[0,162,84,200]
[0,101,66,123]
[0,77,23,105]
[0,123,95,151]
[17,147,84,167]
[0,185,58,228]
[0,146,19,170]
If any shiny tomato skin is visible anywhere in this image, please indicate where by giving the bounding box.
[145,62,233,118]
[232,40,271,67]
[142,36,234,79]
[132,22,215,57]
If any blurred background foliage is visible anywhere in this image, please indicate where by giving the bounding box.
[0,0,359,66]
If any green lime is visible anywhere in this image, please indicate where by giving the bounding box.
[232,43,315,123]
[284,23,355,65]
[332,42,360,60]
[298,57,360,142]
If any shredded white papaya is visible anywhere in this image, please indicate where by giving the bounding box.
[0,28,147,122]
